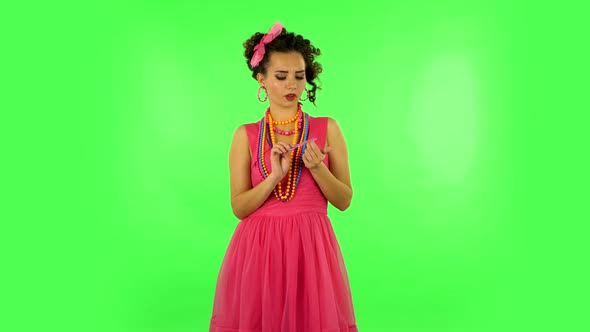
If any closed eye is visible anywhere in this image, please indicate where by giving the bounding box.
[276,76,305,80]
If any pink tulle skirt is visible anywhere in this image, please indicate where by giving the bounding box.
[209,212,358,332]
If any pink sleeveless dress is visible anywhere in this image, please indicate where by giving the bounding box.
[209,115,359,332]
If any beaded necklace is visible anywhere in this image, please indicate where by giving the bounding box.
[271,113,303,136]
[257,105,310,202]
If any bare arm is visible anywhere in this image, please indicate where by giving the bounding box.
[229,125,281,219]
[308,117,353,211]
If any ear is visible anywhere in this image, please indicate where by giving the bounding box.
[256,73,265,86]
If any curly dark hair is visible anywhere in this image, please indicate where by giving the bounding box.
[243,27,322,105]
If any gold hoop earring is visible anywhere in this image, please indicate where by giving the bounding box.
[257,86,268,102]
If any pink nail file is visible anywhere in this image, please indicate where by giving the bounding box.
[287,138,317,151]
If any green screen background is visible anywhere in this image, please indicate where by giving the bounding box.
[2,1,588,331]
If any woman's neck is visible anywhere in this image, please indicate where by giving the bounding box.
[268,102,299,121]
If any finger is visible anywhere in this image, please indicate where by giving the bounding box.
[284,142,295,150]
[277,142,292,153]
[306,149,318,165]
[303,156,310,168]
[305,152,318,168]
[306,144,320,161]
[272,144,287,154]
[302,152,311,167]
[310,141,324,156]
[302,149,309,161]
[276,141,291,148]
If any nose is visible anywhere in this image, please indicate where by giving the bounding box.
[287,77,297,90]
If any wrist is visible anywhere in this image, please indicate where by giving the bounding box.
[308,162,327,174]
[268,173,282,184]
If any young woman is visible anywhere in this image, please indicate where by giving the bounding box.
[209,21,359,332]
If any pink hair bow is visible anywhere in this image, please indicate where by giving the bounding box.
[250,21,284,68]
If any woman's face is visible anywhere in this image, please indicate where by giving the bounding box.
[257,51,306,108]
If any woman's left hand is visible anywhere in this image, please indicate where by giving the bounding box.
[302,141,332,170]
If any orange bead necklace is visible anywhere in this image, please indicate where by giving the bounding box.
[256,104,309,202]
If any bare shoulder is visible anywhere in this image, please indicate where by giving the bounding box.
[326,116,346,146]
[229,123,252,198]
[326,116,339,129]
[230,123,251,157]
[233,123,248,138]
[325,116,351,188]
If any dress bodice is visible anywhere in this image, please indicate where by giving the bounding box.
[244,115,330,218]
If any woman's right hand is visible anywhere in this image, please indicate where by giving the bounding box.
[269,142,293,182]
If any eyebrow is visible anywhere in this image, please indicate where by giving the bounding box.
[274,70,305,74]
